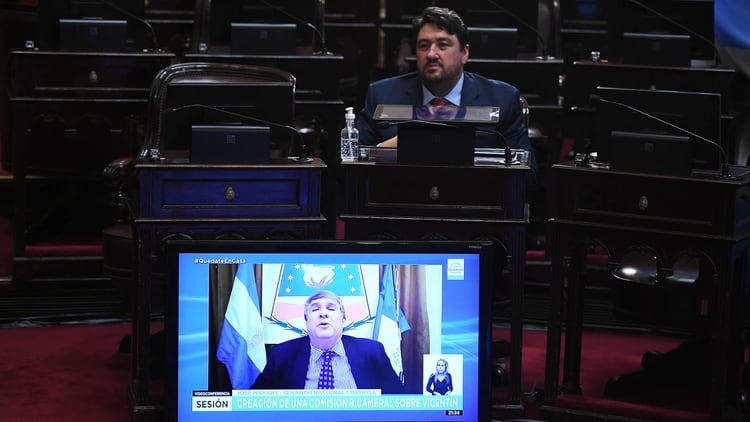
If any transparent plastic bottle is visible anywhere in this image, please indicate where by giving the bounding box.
[340,107,359,161]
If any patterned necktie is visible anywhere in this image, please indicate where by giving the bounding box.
[317,350,335,389]
[430,97,449,106]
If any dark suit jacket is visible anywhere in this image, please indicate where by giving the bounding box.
[356,71,537,177]
[250,335,404,393]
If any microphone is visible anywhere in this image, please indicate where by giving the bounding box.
[99,1,162,52]
[624,0,720,67]
[165,103,313,163]
[255,0,333,55]
[589,94,731,178]
[485,0,552,60]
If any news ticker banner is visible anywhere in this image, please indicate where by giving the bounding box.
[192,389,464,412]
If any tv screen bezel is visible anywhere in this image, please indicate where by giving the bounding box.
[163,239,496,422]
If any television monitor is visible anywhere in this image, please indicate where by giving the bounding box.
[593,85,722,170]
[59,18,128,52]
[467,27,518,60]
[230,22,297,55]
[608,130,691,176]
[443,1,539,55]
[190,125,271,164]
[622,32,691,67]
[164,239,496,422]
[162,80,296,159]
[209,0,312,47]
[37,0,146,50]
[611,0,715,62]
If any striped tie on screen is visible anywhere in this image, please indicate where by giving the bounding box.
[317,350,335,389]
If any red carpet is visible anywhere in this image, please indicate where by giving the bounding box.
[0,323,132,422]
[0,322,706,421]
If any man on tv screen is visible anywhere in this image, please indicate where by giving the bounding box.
[250,290,404,393]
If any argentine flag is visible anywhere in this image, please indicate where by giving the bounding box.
[216,264,267,389]
[372,264,411,380]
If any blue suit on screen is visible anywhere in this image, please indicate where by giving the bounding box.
[250,335,404,394]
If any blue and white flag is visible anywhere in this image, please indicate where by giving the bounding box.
[372,264,411,379]
[216,264,267,389]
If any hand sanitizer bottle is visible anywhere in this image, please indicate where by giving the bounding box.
[340,107,359,162]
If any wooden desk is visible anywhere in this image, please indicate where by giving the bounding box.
[129,153,326,420]
[543,163,750,421]
[8,49,174,281]
[181,51,345,237]
[339,160,530,415]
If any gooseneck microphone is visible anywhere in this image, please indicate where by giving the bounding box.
[100,1,162,52]
[589,94,731,178]
[255,0,333,55]
[485,0,552,60]
[624,0,720,67]
[165,103,313,163]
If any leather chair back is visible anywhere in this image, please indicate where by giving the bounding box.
[139,61,296,158]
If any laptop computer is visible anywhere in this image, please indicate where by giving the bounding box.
[609,130,691,176]
[622,32,691,67]
[397,121,476,165]
[468,26,518,60]
[190,125,271,164]
[59,18,128,52]
[230,22,296,55]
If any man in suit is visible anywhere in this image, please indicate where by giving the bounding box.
[251,290,404,393]
[356,6,537,177]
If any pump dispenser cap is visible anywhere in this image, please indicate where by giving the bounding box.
[345,106,355,120]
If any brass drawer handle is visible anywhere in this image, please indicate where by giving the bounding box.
[429,186,439,201]
[88,70,98,83]
[225,186,236,201]
[638,195,648,211]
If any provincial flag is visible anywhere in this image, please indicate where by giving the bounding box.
[372,264,411,379]
[270,264,371,333]
[216,264,266,389]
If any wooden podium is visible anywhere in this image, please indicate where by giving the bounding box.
[339,158,531,416]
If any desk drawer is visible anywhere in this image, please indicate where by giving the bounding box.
[10,51,173,98]
[344,163,528,219]
[553,165,749,236]
[139,167,322,219]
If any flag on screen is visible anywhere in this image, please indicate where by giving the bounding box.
[270,264,370,332]
[372,264,411,379]
[216,264,266,389]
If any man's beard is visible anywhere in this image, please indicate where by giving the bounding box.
[420,61,446,87]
